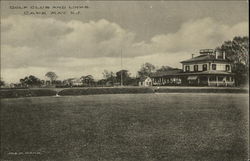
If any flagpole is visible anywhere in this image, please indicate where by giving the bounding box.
[121,48,123,86]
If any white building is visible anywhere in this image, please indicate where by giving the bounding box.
[138,77,153,86]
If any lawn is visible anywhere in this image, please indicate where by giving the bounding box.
[1,93,248,161]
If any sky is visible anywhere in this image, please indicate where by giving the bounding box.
[1,1,249,83]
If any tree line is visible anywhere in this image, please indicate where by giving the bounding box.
[0,36,248,88]
[0,64,179,88]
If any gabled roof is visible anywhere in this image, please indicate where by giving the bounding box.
[180,54,231,63]
[150,69,182,77]
[139,76,151,82]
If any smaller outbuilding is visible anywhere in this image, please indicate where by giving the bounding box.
[138,76,153,86]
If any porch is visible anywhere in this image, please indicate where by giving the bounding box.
[151,76,182,86]
[186,75,235,87]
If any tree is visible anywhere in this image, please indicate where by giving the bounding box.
[20,78,26,87]
[116,70,131,85]
[81,75,95,86]
[137,63,156,78]
[20,75,42,87]
[103,70,114,79]
[218,36,249,67]
[102,70,116,85]
[217,36,249,86]
[0,78,5,87]
[45,72,58,84]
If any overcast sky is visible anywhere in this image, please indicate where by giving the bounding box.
[1,1,249,83]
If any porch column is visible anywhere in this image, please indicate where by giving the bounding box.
[216,76,218,86]
[207,76,210,86]
[197,77,200,85]
[225,76,227,87]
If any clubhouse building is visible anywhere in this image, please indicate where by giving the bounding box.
[146,49,235,87]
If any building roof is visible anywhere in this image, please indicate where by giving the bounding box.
[150,69,182,77]
[180,54,231,63]
[139,76,151,82]
[178,71,234,76]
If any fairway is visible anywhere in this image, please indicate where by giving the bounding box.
[1,93,248,161]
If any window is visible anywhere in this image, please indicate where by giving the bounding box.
[212,64,216,70]
[209,76,216,81]
[194,65,198,72]
[202,64,207,71]
[226,65,230,71]
[218,77,224,81]
[185,65,190,72]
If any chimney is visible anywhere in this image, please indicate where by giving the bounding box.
[192,54,194,58]
[223,51,226,59]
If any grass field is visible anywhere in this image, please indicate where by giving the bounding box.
[1,93,249,161]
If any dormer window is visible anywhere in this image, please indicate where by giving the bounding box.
[185,65,190,72]
[194,65,198,72]
[202,64,207,71]
[212,64,216,70]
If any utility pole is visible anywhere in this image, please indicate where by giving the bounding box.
[120,48,123,86]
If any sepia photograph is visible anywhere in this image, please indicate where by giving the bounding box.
[0,0,249,161]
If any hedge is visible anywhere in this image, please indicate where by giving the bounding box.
[0,89,57,98]
[155,87,248,93]
[58,87,154,96]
